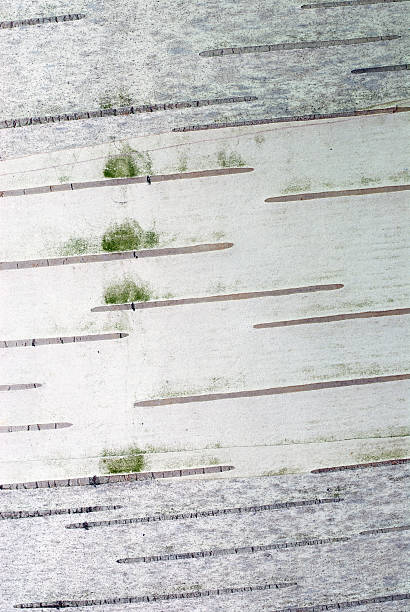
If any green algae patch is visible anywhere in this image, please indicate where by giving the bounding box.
[103,146,153,178]
[59,237,95,256]
[104,152,138,178]
[104,278,152,304]
[388,169,410,183]
[101,219,159,252]
[217,149,246,168]
[355,446,409,463]
[360,176,381,186]
[143,230,160,248]
[262,467,300,476]
[99,90,133,109]
[282,179,311,194]
[176,153,188,173]
[100,446,147,474]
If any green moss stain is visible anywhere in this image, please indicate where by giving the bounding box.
[388,169,410,183]
[143,230,160,248]
[208,456,220,465]
[355,446,409,463]
[360,176,381,186]
[176,153,188,173]
[103,146,153,178]
[282,179,311,194]
[57,175,70,184]
[153,374,245,400]
[104,278,152,304]
[100,445,147,474]
[99,89,133,109]
[217,150,246,168]
[101,219,159,252]
[59,237,94,256]
[104,152,137,178]
[262,467,300,476]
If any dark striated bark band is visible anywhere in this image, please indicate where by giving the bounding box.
[265,183,410,202]
[0,465,235,490]
[0,97,257,130]
[0,14,85,28]
[200,35,399,56]
[0,168,253,198]
[0,383,42,391]
[302,0,410,7]
[92,283,343,312]
[0,243,233,272]
[311,458,410,472]
[13,591,410,609]
[253,307,410,328]
[0,505,122,520]
[134,374,410,407]
[359,524,410,535]
[0,332,128,348]
[173,105,410,132]
[66,498,342,529]
[0,422,72,433]
[117,536,349,563]
[352,64,409,73]
[14,582,297,608]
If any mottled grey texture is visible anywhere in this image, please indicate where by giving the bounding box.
[1,465,409,611]
[0,0,409,158]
